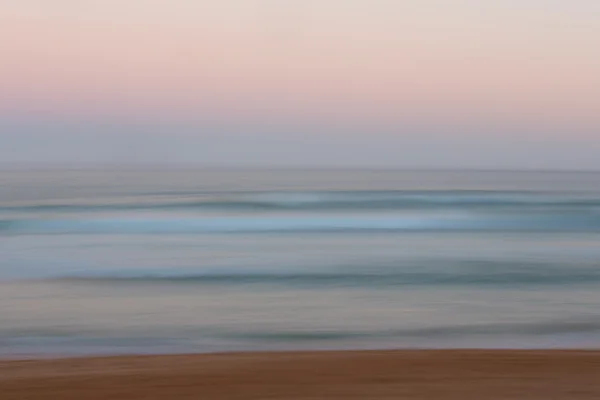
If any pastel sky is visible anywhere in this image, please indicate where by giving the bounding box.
[1,1,599,168]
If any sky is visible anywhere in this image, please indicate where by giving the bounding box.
[1,0,599,169]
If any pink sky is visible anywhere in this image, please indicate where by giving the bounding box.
[1,1,599,167]
[2,2,598,123]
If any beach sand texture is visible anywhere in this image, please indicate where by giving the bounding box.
[2,350,600,399]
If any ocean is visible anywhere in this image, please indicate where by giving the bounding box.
[2,168,600,356]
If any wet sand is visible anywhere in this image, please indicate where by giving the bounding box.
[1,350,600,399]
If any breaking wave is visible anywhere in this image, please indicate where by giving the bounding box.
[4,190,600,213]
[3,212,600,234]
[218,319,600,342]
[51,263,600,287]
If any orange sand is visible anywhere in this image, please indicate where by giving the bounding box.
[2,350,600,399]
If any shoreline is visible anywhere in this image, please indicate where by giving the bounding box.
[2,349,600,399]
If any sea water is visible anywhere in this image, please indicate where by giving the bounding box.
[1,169,600,356]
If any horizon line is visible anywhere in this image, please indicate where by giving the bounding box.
[1,163,600,174]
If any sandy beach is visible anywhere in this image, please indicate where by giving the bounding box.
[1,350,600,399]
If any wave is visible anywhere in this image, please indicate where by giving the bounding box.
[4,190,600,213]
[52,266,600,287]
[218,319,600,343]
[3,211,600,234]
[5,319,600,347]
